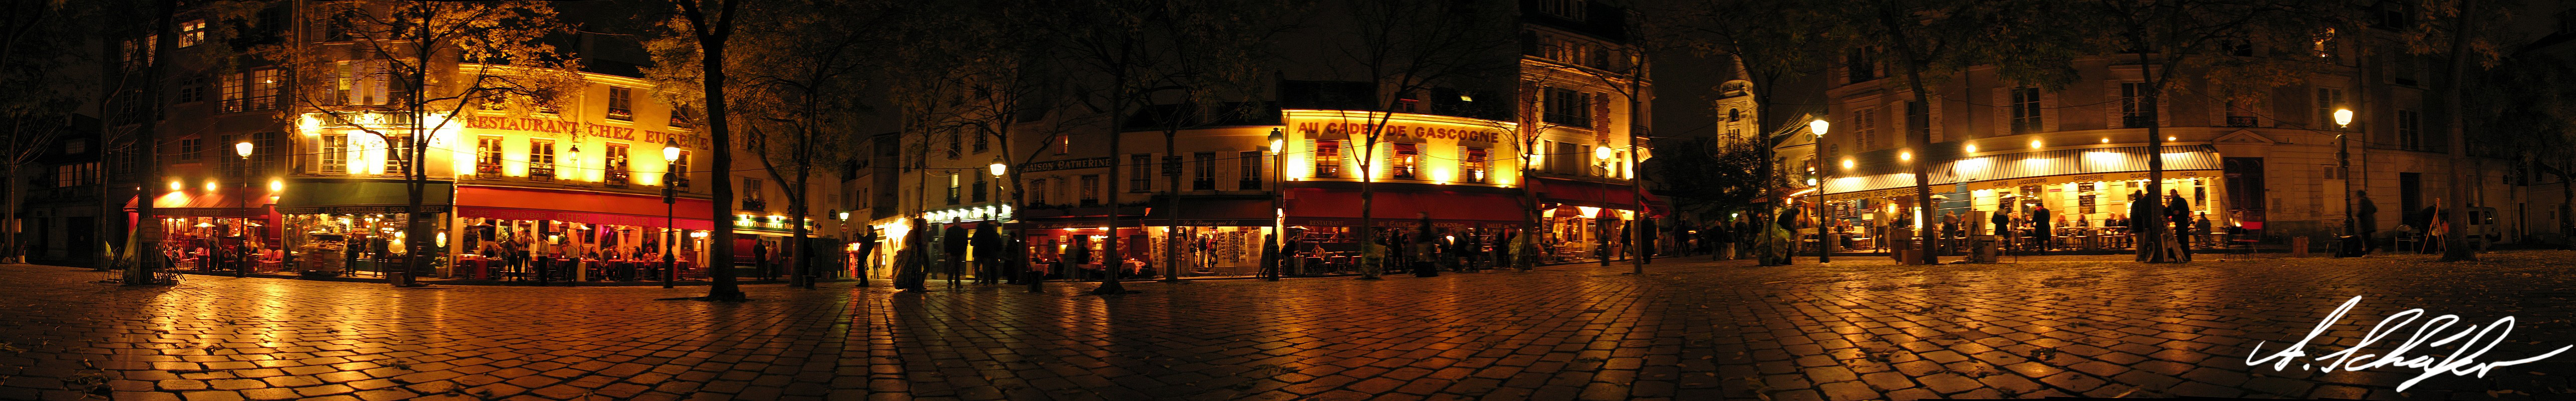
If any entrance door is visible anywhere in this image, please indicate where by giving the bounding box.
[2400,172,2423,226]
[2223,157,2266,223]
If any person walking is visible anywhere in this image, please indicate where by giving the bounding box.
[2128,191,2150,261]
[856,229,878,287]
[895,218,932,291]
[2032,204,2053,256]
[2354,190,2379,253]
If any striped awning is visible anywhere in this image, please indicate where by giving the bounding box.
[1823,145,2221,202]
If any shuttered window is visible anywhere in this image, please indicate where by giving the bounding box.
[2314,88,2346,128]
[1237,150,1262,190]
[1314,140,1345,178]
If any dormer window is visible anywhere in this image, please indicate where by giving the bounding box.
[1539,0,1587,22]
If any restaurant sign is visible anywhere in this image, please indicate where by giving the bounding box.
[1023,156,1115,172]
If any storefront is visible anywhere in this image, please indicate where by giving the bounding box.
[1532,177,1649,263]
[448,185,716,282]
[135,185,280,275]
[1139,197,1272,277]
[1278,187,1527,274]
[1818,145,2228,253]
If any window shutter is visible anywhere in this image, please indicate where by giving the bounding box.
[1992,87,2011,136]
[2040,90,2060,132]
[1456,146,1471,183]
[303,134,323,174]
[1303,139,1318,178]
[1378,143,1395,180]
[2314,88,2344,128]
[1928,98,1946,143]
[1262,149,1275,188]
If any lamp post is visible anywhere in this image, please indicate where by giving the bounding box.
[235,140,253,277]
[2335,108,2355,249]
[662,139,680,288]
[1266,128,1284,281]
[1593,145,1615,266]
[1806,119,1830,264]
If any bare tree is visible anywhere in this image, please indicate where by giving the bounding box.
[658,0,750,300]
[1327,0,1513,279]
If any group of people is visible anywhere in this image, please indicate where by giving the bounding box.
[884,220,1012,292]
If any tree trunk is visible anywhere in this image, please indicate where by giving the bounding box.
[790,167,811,289]
[1163,130,1182,282]
[1877,7,1940,266]
[1092,88,1130,295]
[2439,0,2479,262]
[682,0,747,300]
[124,0,178,285]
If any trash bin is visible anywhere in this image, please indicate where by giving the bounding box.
[2291,236,2310,257]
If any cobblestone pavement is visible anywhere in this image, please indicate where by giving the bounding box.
[5,251,2576,400]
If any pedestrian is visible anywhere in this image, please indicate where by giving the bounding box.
[1261,232,1282,281]
[2168,190,2193,261]
[2129,191,2150,261]
[2031,204,2052,256]
[896,218,932,291]
[856,229,879,287]
[752,240,771,282]
[972,225,1002,285]
[941,224,970,287]
[1706,221,1729,261]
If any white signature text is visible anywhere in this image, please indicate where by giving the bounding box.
[2244,296,2572,391]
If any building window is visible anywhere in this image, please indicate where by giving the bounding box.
[2398,110,2423,150]
[1845,47,1877,83]
[176,76,205,103]
[2313,28,2338,58]
[1080,174,1101,207]
[972,173,988,203]
[2119,83,2152,128]
[320,134,349,174]
[179,137,203,159]
[1192,152,1216,189]
[1538,0,1586,21]
[2220,93,2260,127]
[220,134,245,177]
[605,144,631,186]
[1465,147,1491,183]
[56,162,100,187]
[1056,134,1071,154]
[247,69,281,111]
[253,132,282,174]
[946,173,961,205]
[671,150,692,187]
[381,135,412,175]
[1390,143,1419,180]
[607,87,633,121]
[528,139,556,181]
[179,20,205,47]
[1239,150,1262,189]
[219,73,245,112]
[744,178,767,211]
[1544,88,1593,127]
[1315,140,1345,178]
[947,129,963,158]
[476,136,504,176]
[2314,88,2345,128]
[1031,178,1049,205]
[1854,108,1881,150]
[973,130,989,152]
[2010,87,2042,134]
[1130,154,1152,192]
[2373,2,2413,30]
[670,107,696,129]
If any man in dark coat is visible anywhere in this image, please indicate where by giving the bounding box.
[855,229,878,287]
[2032,204,2053,256]
[2129,191,2150,261]
[2168,190,2193,260]
[941,224,971,287]
[971,225,1002,284]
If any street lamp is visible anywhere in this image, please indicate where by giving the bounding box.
[567,144,582,182]
[234,140,253,277]
[1265,127,1284,281]
[2336,108,2355,251]
[989,156,1007,177]
[1808,119,1832,264]
[661,138,680,288]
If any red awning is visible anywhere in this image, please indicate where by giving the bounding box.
[127,192,269,217]
[455,185,716,230]
[1283,188,1528,228]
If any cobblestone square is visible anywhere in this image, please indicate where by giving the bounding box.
[5,251,2576,400]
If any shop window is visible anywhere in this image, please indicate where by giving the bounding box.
[1239,150,1263,189]
[1193,152,1216,190]
[476,136,504,177]
[1314,140,1345,178]
[320,134,349,174]
[528,139,556,181]
[1391,143,1419,180]
[607,87,633,121]
[605,144,631,187]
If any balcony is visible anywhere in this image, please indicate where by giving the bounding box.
[2225,116,2259,127]
[606,107,633,121]
[605,170,630,188]
[475,163,503,179]
[742,198,768,212]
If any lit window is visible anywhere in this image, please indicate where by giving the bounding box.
[1391,143,1419,180]
[528,139,556,181]
[179,20,205,47]
[1315,140,1345,178]
[607,87,633,121]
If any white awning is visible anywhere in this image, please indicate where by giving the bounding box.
[1822,145,2221,202]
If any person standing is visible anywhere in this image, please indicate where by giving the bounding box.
[2168,190,2193,261]
[2128,191,2150,261]
[940,224,970,287]
[972,225,1002,285]
[855,229,879,286]
[2032,204,2053,256]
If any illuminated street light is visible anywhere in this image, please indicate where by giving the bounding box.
[2335,108,2354,128]
[989,156,1007,176]
[234,141,253,159]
